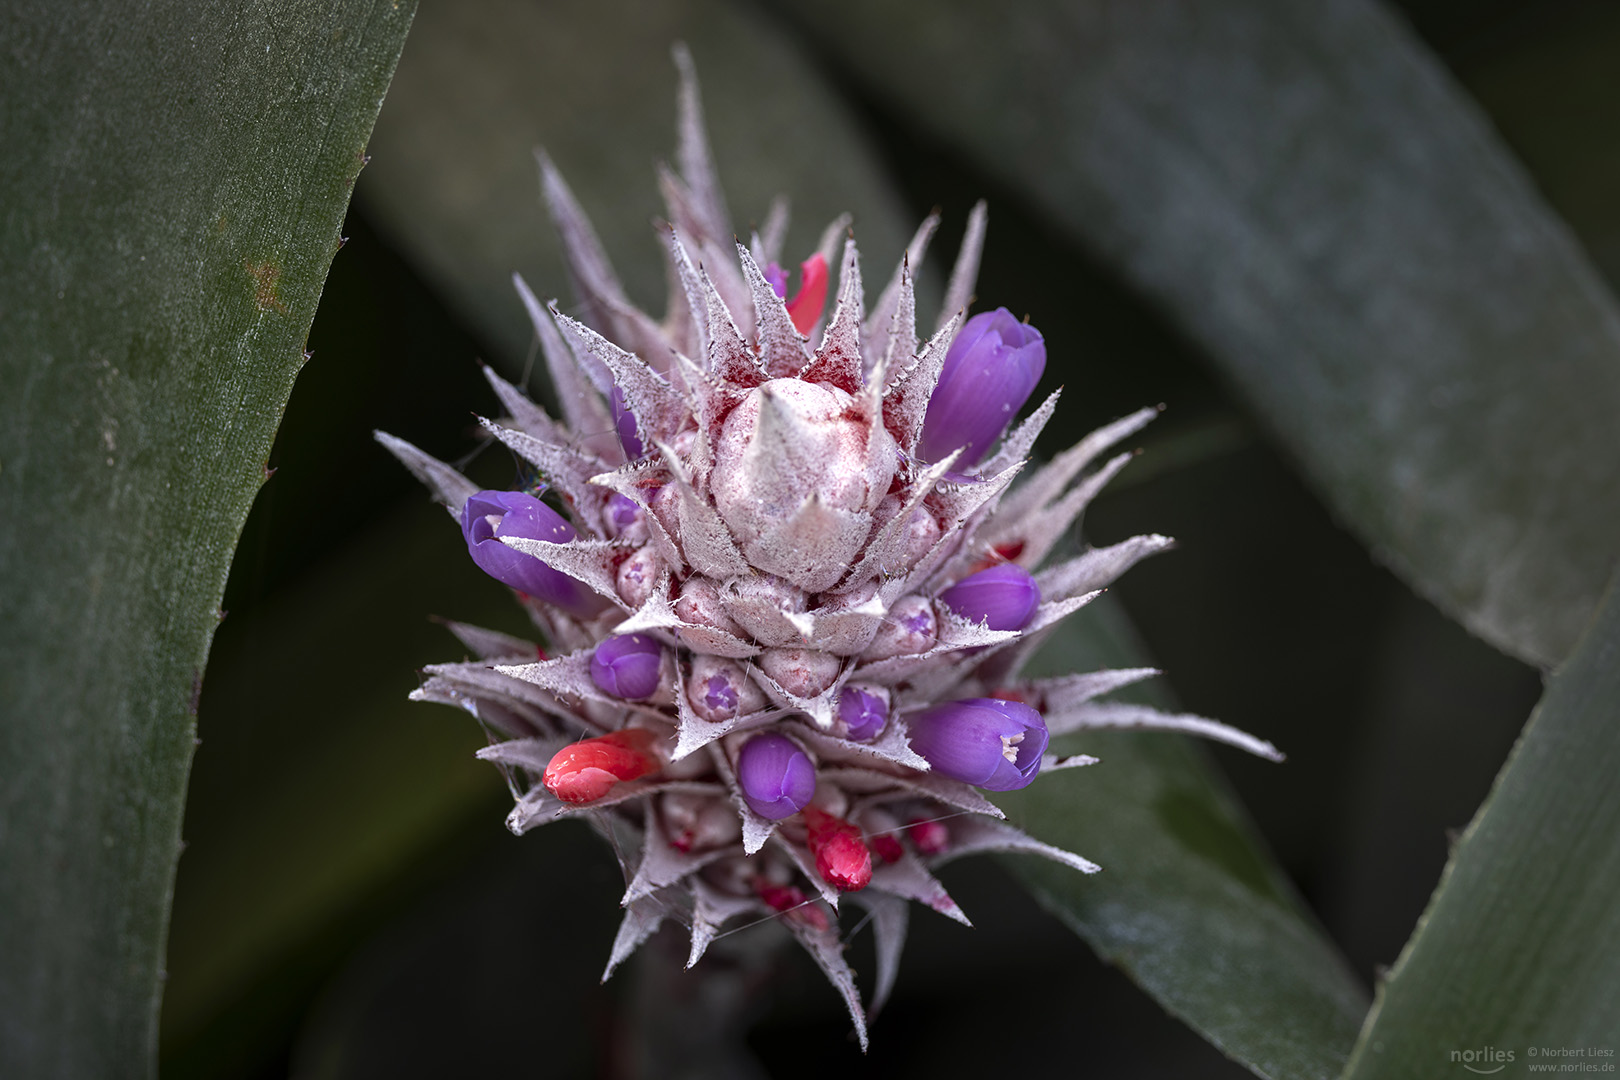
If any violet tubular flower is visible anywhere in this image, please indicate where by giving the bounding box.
[938,562,1042,632]
[916,307,1046,469]
[380,47,1283,1051]
[907,698,1051,791]
[460,490,597,616]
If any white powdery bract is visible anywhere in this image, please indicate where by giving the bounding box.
[382,47,1280,1050]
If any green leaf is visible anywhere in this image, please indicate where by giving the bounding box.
[999,596,1370,1080]
[359,0,916,375]
[0,2,415,1075]
[1340,577,1620,1078]
[161,501,511,1074]
[772,0,1620,668]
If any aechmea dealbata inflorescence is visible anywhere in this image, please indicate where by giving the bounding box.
[378,45,1282,1048]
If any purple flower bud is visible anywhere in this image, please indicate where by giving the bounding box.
[610,385,643,459]
[763,261,789,299]
[860,594,937,661]
[700,674,739,716]
[590,633,664,700]
[604,492,644,538]
[838,686,887,741]
[906,698,1049,791]
[938,563,1041,631]
[736,732,817,820]
[614,545,658,608]
[460,490,596,615]
[686,655,764,722]
[917,307,1045,468]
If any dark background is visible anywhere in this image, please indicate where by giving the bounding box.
[159,1,1618,1075]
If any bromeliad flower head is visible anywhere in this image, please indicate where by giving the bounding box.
[380,45,1281,1049]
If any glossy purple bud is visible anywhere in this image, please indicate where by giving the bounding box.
[906,698,1049,791]
[917,307,1045,468]
[736,732,817,821]
[460,490,596,616]
[610,385,643,459]
[938,563,1041,631]
[590,633,664,700]
[838,686,888,741]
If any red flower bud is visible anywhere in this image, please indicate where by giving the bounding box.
[756,881,830,932]
[906,817,950,856]
[871,834,904,865]
[542,728,660,804]
[802,805,872,892]
[785,253,828,335]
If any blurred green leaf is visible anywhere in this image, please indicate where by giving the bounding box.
[1002,597,1370,1080]
[359,0,916,375]
[1450,4,1620,290]
[161,502,513,1076]
[0,2,415,1075]
[772,0,1620,668]
[1340,575,1620,1078]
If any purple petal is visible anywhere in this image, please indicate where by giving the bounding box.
[906,698,1049,791]
[703,674,740,715]
[838,686,887,741]
[610,385,644,459]
[764,261,789,299]
[938,563,1041,631]
[604,492,643,536]
[917,307,1045,467]
[737,733,816,820]
[590,633,664,700]
[460,490,596,615]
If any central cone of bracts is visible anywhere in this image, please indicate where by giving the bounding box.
[379,47,1281,1048]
